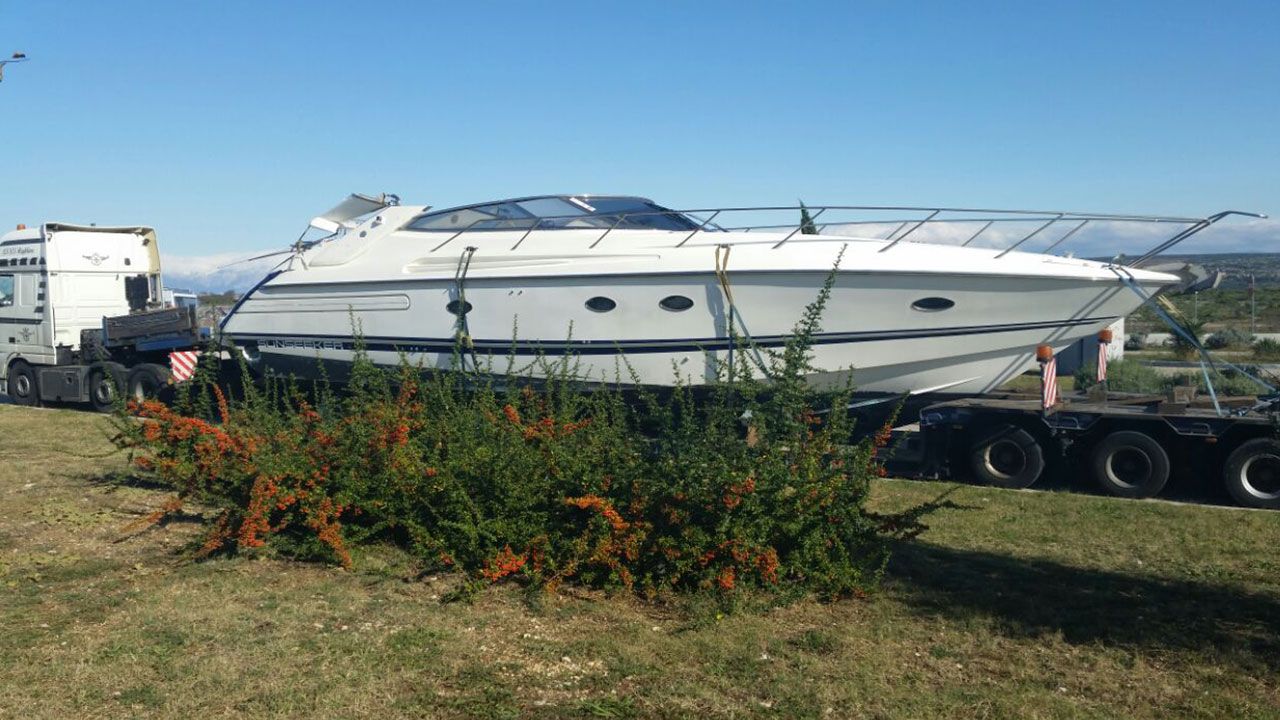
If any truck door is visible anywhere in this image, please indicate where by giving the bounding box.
[0,270,49,365]
[0,271,25,361]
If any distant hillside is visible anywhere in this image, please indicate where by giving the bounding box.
[198,291,238,305]
[1131,253,1280,289]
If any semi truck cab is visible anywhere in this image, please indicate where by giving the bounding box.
[1,222,202,409]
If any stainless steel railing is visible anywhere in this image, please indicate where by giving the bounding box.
[409,204,1264,263]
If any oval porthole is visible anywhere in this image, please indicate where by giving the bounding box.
[446,299,473,315]
[585,296,616,313]
[911,297,955,312]
[659,295,694,312]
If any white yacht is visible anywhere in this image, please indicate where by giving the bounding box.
[219,194,1245,398]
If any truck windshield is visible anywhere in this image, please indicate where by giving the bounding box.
[405,196,700,232]
[0,274,12,307]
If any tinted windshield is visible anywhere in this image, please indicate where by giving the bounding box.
[405,196,700,232]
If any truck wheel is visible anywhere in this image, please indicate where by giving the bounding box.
[87,362,127,413]
[968,424,1045,489]
[6,362,41,407]
[1091,431,1170,499]
[1223,438,1280,510]
[126,363,171,403]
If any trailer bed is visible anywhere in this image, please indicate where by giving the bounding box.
[887,390,1280,510]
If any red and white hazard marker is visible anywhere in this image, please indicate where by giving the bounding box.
[169,351,199,383]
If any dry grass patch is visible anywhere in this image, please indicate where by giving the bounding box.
[1,405,1277,718]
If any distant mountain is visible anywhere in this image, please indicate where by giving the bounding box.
[160,251,281,293]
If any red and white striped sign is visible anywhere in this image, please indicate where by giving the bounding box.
[1097,340,1109,383]
[1041,355,1058,409]
[169,351,199,383]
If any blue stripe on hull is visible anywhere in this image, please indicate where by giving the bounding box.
[231,315,1114,357]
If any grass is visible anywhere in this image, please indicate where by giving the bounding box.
[2,405,1278,718]
[996,372,1075,395]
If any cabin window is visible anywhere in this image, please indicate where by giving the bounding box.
[446,299,473,316]
[0,274,12,307]
[405,196,701,232]
[659,295,694,312]
[911,297,955,312]
[585,296,616,313]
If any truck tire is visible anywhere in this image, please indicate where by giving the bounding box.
[126,363,171,403]
[1223,438,1280,510]
[87,362,127,413]
[6,361,41,407]
[1091,431,1170,499]
[968,424,1045,489]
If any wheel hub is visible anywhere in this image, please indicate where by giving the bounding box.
[1240,454,1280,500]
[1107,448,1152,488]
[985,439,1027,479]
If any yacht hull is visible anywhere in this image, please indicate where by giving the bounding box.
[222,268,1157,395]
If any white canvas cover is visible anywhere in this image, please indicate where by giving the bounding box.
[310,193,396,232]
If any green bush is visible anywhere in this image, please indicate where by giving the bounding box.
[1074,359,1166,394]
[1170,319,1206,360]
[1076,358,1267,397]
[113,266,933,601]
[1163,368,1269,397]
[1204,328,1255,350]
[1253,338,1280,361]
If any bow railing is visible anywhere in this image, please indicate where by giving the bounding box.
[409,204,1264,263]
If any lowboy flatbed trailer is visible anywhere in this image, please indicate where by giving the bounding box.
[891,390,1280,510]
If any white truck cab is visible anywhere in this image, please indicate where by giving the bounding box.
[0,222,199,409]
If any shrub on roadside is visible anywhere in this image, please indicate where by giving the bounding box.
[113,264,933,600]
[1075,358,1267,397]
[1170,318,1206,360]
[1074,359,1166,394]
[1253,338,1280,361]
[1204,328,1254,350]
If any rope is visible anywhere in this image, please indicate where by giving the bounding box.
[1141,296,1280,405]
[713,244,770,379]
[453,246,480,371]
[714,245,736,379]
[1113,269,1279,415]
[1114,271,1221,414]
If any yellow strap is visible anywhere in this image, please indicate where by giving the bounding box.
[1156,295,1192,326]
[714,244,734,307]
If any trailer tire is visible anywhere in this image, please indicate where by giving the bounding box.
[126,363,171,403]
[6,361,41,407]
[87,362,127,413]
[1091,431,1170,499]
[1223,438,1280,510]
[968,425,1045,489]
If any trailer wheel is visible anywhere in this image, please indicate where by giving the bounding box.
[968,425,1045,489]
[6,361,41,407]
[87,362,127,413]
[1091,431,1170,499]
[1223,438,1280,510]
[126,363,171,403]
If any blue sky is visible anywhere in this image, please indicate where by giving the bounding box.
[1,0,1277,265]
